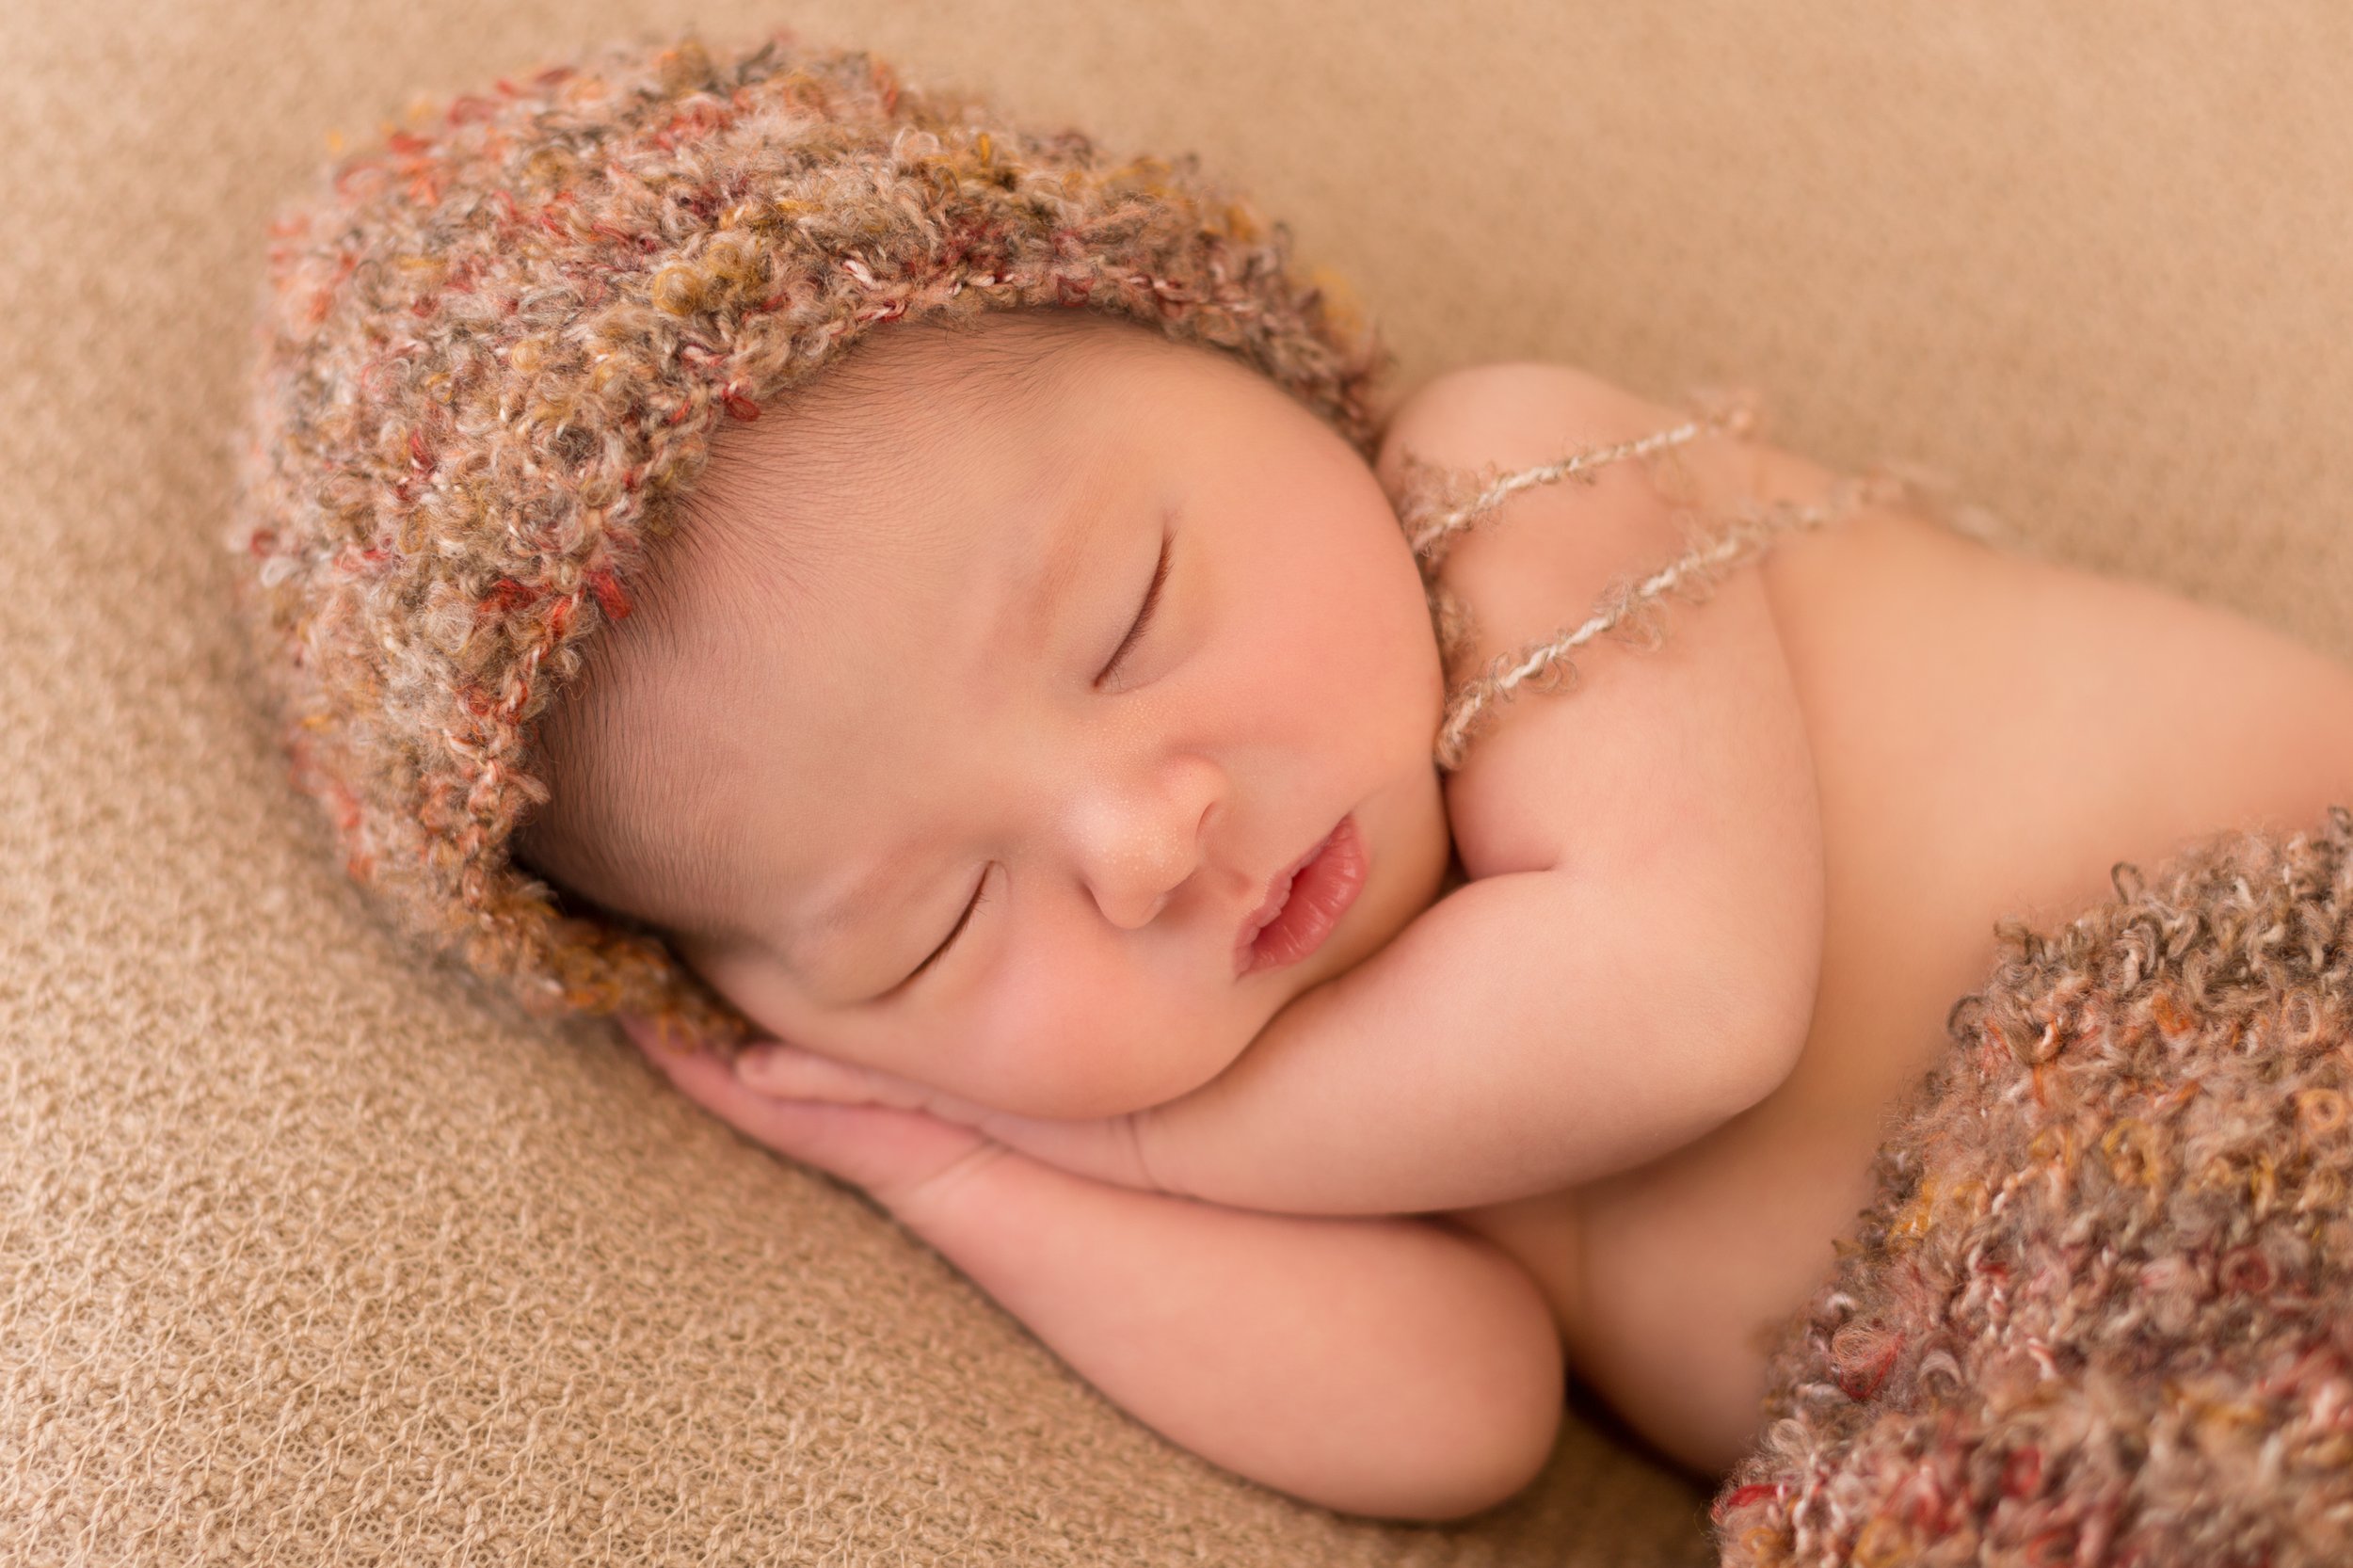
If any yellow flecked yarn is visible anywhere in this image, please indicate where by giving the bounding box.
[223,26,1386,1052]
[1716,805,2353,1568]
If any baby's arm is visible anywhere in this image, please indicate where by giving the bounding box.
[971,858,1811,1215]
[633,1025,1565,1522]
[1145,863,1813,1214]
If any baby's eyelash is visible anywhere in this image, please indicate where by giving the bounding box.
[1094,529,1172,688]
[897,867,992,993]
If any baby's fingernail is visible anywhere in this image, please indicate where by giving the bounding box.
[735,1045,783,1083]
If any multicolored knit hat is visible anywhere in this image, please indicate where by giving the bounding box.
[224,26,1388,1052]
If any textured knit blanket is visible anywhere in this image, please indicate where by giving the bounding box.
[1712,805,2353,1568]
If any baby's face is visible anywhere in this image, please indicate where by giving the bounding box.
[533,312,1451,1119]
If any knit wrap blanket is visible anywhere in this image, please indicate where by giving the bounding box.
[1711,805,2353,1568]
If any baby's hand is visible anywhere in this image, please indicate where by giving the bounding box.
[712,1037,1170,1195]
[618,1016,1008,1213]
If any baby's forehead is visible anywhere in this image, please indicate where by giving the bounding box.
[751,309,1144,432]
[675,322,1109,554]
[672,315,1186,603]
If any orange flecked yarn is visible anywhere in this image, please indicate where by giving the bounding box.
[223,27,1386,1051]
[1715,806,2353,1568]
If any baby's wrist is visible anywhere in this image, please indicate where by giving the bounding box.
[872,1138,1040,1239]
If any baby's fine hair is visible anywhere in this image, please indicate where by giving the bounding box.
[223,25,1386,1050]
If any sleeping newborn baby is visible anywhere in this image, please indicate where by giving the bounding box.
[230,30,2353,1528]
[514,306,2353,1517]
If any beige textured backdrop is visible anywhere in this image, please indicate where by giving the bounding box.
[7,2,2353,1563]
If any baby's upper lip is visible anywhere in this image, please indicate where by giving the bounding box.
[1233,822,1337,966]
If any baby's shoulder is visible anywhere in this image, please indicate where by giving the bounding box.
[1373,361,1678,516]
[1371,361,1758,682]
[1373,361,1823,884]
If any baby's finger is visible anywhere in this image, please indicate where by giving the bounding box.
[739,1043,1007,1130]
[619,1022,838,1142]
[619,1023,997,1200]
[763,1101,1000,1204]
[614,1010,703,1059]
[613,1016,873,1114]
[692,1081,990,1200]
[627,1021,760,1112]
[735,1042,895,1104]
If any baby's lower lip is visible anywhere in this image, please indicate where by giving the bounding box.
[1237,815,1368,977]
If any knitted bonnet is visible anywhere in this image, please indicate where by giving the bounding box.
[224,26,1388,1052]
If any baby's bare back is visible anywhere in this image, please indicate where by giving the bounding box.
[1413,368,2353,1473]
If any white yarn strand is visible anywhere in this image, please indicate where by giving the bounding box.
[1433,476,1878,769]
[1405,393,1758,563]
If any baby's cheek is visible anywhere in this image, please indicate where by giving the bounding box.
[957,957,1099,1116]
[963,952,1196,1120]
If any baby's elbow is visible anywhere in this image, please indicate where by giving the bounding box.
[1701,929,1819,1123]
[1338,1279,1566,1522]
[1406,1358,1566,1523]
[1334,1410,1561,1525]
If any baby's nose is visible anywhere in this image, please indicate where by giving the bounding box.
[1090,840,1193,930]
[1065,756,1224,930]
[1080,797,1217,931]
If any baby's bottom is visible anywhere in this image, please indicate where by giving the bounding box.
[1716,807,2353,1565]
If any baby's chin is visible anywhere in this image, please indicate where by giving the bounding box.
[967,1032,1251,1124]
[987,931,1392,1121]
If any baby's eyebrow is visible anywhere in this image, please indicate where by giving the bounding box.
[986,455,1118,668]
[786,859,912,977]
